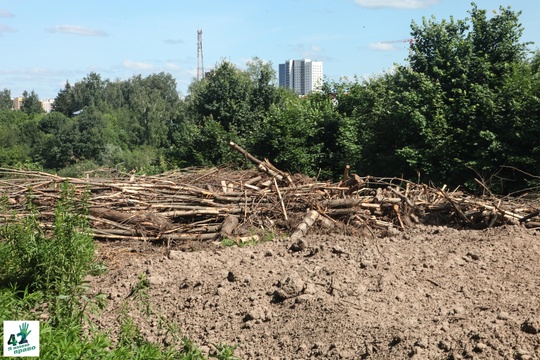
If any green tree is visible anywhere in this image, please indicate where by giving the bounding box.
[244,58,282,150]
[354,70,448,181]
[530,50,540,73]
[180,58,286,167]
[399,2,533,189]
[0,109,32,166]
[75,106,106,161]
[0,88,12,110]
[125,73,180,148]
[246,57,279,113]
[188,60,252,134]
[21,90,44,116]
[256,93,326,177]
[52,81,75,116]
[64,72,108,115]
[37,112,79,169]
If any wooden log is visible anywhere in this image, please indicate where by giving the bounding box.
[322,198,367,208]
[273,178,288,221]
[461,199,525,222]
[243,183,261,191]
[229,141,265,168]
[244,176,262,185]
[518,209,540,223]
[342,165,350,183]
[437,190,472,225]
[338,174,365,194]
[237,234,260,244]
[388,186,414,207]
[327,208,373,216]
[263,159,295,185]
[525,221,540,229]
[229,141,293,185]
[220,215,239,237]
[160,208,242,217]
[290,209,320,240]
[186,225,221,233]
[91,230,219,241]
[393,204,405,229]
[257,163,284,182]
[87,215,133,231]
[322,198,385,209]
[89,207,172,231]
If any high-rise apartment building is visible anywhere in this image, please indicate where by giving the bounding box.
[13,97,23,110]
[279,59,323,95]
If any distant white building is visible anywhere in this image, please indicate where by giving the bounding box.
[279,59,323,95]
[12,97,54,112]
[40,99,54,113]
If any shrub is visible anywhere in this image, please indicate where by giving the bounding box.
[0,182,94,325]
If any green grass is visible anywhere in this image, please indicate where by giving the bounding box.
[220,238,238,247]
[0,183,239,359]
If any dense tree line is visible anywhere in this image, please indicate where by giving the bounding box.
[1,4,539,193]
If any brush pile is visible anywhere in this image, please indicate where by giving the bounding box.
[1,142,539,245]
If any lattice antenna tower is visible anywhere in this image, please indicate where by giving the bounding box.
[197,29,204,80]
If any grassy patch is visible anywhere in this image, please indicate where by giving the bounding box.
[220,238,237,247]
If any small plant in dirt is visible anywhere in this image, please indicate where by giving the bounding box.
[210,343,241,360]
[126,272,152,315]
[220,238,237,247]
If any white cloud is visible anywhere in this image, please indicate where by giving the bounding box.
[0,9,14,17]
[46,25,108,37]
[0,24,15,35]
[165,62,181,70]
[0,67,53,76]
[164,38,184,44]
[355,0,439,9]
[369,42,396,51]
[122,60,154,70]
[287,43,326,60]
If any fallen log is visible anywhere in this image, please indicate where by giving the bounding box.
[89,207,172,231]
[290,209,320,240]
[220,215,239,237]
[229,142,293,185]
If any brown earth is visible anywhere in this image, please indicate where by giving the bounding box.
[88,224,540,359]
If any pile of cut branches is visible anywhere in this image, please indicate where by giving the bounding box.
[1,142,539,245]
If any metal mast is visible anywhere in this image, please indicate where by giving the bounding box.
[197,29,204,80]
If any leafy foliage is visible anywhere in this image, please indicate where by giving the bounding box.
[0,88,12,109]
[20,90,44,116]
[0,182,94,325]
[1,4,539,192]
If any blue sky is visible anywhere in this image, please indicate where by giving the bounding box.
[0,0,538,99]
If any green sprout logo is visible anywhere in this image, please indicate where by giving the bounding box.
[7,322,32,346]
[17,322,31,344]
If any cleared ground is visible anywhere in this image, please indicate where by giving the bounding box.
[88,224,540,359]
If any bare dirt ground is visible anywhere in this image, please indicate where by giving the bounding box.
[88,224,540,359]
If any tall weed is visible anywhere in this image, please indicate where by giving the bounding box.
[0,182,94,325]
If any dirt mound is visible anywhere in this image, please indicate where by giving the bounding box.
[88,224,540,359]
